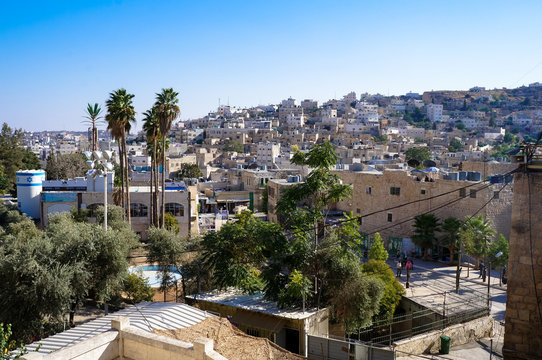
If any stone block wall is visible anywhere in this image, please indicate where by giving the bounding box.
[503,172,542,359]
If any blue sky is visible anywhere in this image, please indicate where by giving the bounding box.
[1,0,542,131]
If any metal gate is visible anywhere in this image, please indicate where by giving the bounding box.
[307,334,395,360]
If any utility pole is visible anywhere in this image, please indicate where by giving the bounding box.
[455,242,461,294]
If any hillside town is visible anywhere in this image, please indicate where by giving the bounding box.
[2,84,542,359]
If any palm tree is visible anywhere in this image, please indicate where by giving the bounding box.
[154,88,180,228]
[460,215,495,268]
[143,108,160,227]
[83,103,103,151]
[411,213,441,260]
[440,217,461,264]
[105,89,136,223]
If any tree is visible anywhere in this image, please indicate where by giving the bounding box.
[83,103,103,151]
[405,147,431,164]
[439,217,461,264]
[455,121,466,131]
[1,324,28,359]
[460,215,495,268]
[147,227,186,301]
[154,88,180,228]
[175,163,202,180]
[45,153,90,180]
[223,139,244,153]
[488,234,508,268]
[161,212,179,234]
[411,214,441,260]
[361,260,405,319]
[106,89,136,223]
[123,272,154,304]
[277,270,312,309]
[448,138,464,153]
[368,232,388,261]
[143,108,160,227]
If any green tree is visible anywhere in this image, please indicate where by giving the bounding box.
[1,324,28,359]
[45,153,91,180]
[223,139,244,153]
[361,260,405,319]
[455,121,466,131]
[143,107,160,227]
[411,214,441,260]
[161,212,179,234]
[405,147,431,164]
[277,270,312,309]
[175,163,203,179]
[439,217,461,264]
[123,272,155,304]
[154,88,180,228]
[448,138,464,152]
[460,215,495,268]
[147,227,186,301]
[368,232,388,261]
[106,89,136,224]
[488,234,508,268]
[83,103,103,151]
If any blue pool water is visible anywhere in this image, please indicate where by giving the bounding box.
[129,264,182,287]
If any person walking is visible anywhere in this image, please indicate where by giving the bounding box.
[479,262,485,279]
[405,260,413,288]
[396,260,402,277]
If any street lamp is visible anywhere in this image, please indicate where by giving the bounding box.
[488,251,503,307]
[84,150,114,230]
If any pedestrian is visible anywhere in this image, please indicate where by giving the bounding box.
[406,260,412,272]
[479,262,485,279]
[396,261,402,277]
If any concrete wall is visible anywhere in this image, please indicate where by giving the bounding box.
[394,316,493,357]
[503,172,542,359]
[21,317,226,360]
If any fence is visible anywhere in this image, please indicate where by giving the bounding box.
[356,291,490,345]
[307,334,395,360]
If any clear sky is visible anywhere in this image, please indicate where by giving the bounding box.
[1,0,542,132]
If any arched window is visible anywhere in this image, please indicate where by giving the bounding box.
[130,203,148,217]
[165,203,184,217]
[87,203,103,218]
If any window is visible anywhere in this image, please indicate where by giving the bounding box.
[470,189,477,198]
[268,186,275,198]
[390,187,401,196]
[366,186,372,194]
[165,203,185,217]
[130,203,148,217]
[459,188,467,198]
[246,328,260,337]
[87,203,103,218]
[356,208,361,214]
[421,189,426,195]
[493,191,500,199]
[387,213,393,222]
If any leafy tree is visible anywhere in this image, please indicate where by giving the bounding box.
[488,234,508,268]
[223,139,244,153]
[1,324,28,359]
[123,272,154,304]
[455,121,466,131]
[361,260,405,319]
[0,166,10,195]
[175,163,202,179]
[161,212,179,234]
[439,217,461,264]
[147,227,186,301]
[277,270,312,309]
[106,88,136,224]
[154,88,180,228]
[411,214,441,260]
[448,138,464,153]
[405,147,431,164]
[45,153,90,180]
[368,232,388,261]
[460,215,495,267]
[0,123,40,195]
[503,132,516,144]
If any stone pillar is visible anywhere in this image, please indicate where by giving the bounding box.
[503,172,542,359]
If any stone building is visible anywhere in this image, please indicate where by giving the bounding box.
[503,171,542,359]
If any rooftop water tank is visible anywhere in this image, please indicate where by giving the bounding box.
[459,171,467,181]
[16,169,46,219]
[448,172,459,181]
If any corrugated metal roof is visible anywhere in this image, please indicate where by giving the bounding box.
[187,289,323,320]
[26,302,214,354]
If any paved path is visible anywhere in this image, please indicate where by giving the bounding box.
[387,259,506,359]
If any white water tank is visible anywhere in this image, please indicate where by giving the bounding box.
[16,169,46,219]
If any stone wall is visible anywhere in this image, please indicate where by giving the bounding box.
[503,172,542,359]
[394,316,493,357]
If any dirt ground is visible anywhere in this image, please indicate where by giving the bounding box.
[154,317,304,360]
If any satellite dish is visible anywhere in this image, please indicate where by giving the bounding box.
[407,159,420,167]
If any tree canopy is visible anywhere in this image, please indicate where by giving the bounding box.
[45,153,90,180]
[411,214,440,259]
[405,147,431,164]
[368,232,388,261]
[174,163,203,180]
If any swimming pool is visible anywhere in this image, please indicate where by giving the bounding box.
[129,264,182,287]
